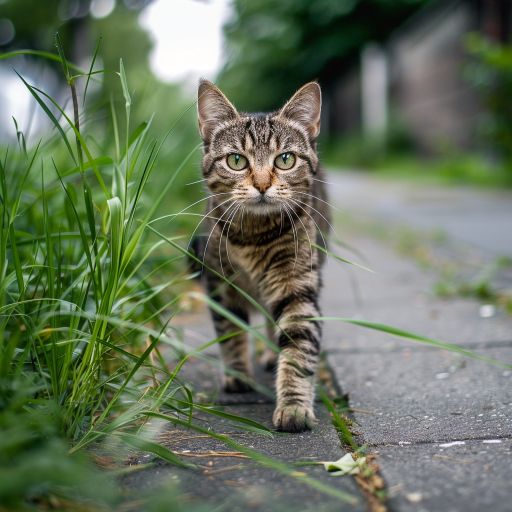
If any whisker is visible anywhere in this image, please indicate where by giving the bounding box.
[150,192,232,225]
[287,197,327,259]
[293,198,365,260]
[240,205,246,238]
[201,199,237,270]
[281,203,299,271]
[187,196,235,250]
[223,201,244,273]
[218,200,241,277]
[312,177,336,186]
[293,197,337,236]
[284,200,314,275]
[295,191,338,212]
[185,177,208,186]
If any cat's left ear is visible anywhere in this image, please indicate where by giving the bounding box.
[198,79,239,143]
[279,82,321,139]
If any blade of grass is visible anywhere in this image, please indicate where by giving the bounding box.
[15,71,76,165]
[313,316,512,369]
[109,431,196,469]
[311,242,374,273]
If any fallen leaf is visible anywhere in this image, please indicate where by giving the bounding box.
[323,453,366,476]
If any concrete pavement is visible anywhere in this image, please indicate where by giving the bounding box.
[327,170,512,256]
[322,171,512,511]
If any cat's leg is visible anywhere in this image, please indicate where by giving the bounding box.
[206,274,253,393]
[264,273,321,432]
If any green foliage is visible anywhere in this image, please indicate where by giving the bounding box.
[465,33,512,170]
[322,133,512,187]
[0,48,357,510]
[0,49,205,507]
[1,0,154,104]
[0,393,117,509]
[218,0,429,111]
[0,0,62,50]
[433,257,512,314]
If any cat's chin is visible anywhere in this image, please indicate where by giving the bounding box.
[244,200,282,216]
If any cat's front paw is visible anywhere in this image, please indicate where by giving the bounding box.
[223,375,253,393]
[273,405,316,432]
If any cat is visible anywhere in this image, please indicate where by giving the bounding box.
[194,80,330,432]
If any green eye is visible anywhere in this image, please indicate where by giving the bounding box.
[274,152,296,170]
[226,153,248,171]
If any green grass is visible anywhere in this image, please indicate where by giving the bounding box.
[0,45,362,511]
[321,134,512,188]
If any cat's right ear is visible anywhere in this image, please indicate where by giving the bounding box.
[279,82,322,139]
[197,80,238,142]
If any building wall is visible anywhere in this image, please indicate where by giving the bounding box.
[329,69,361,136]
[328,0,512,154]
[388,1,480,153]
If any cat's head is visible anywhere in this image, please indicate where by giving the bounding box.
[197,80,321,214]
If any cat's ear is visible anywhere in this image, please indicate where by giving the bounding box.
[197,80,238,142]
[279,82,321,139]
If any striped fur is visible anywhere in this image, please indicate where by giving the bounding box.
[196,80,330,432]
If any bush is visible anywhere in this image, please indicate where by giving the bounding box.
[465,33,512,173]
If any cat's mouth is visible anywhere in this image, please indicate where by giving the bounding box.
[244,194,282,214]
[247,194,275,205]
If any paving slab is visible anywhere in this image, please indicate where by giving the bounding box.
[376,439,512,512]
[122,404,365,512]
[322,237,434,309]
[321,238,512,352]
[322,296,512,353]
[319,171,512,512]
[162,172,512,511]
[327,171,512,256]
[175,353,276,404]
[329,347,512,445]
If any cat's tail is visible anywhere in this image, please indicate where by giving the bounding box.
[187,235,206,278]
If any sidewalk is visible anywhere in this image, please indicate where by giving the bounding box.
[322,171,512,511]
[124,171,512,511]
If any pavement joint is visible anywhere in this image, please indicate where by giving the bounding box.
[324,339,512,355]
[366,434,512,448]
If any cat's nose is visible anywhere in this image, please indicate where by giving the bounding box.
[253,175,272,194]
[254,182,271,194]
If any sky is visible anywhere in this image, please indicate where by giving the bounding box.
[140,0,231,85]
[0,0,231,139]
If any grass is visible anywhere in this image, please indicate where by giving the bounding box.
[319,387,388,512]
[321,134,512,188]
[336,208,512,316]
[432,256,512,314]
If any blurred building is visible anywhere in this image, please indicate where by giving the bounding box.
[330,0,512,153]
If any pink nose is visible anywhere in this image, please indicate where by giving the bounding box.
[254,181,271,194]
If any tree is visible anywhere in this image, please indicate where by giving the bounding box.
[218,0,429,112]
[0,0,153,99]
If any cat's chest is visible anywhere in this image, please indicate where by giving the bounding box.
[222,238,267,274]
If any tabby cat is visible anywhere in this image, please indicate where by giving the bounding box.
[194,80,330,432]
